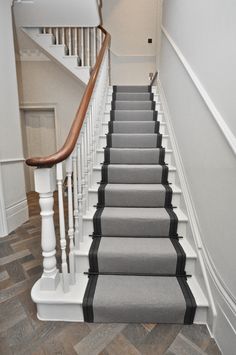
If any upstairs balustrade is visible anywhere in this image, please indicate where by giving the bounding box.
[26,27,110,293]
[42,26,104,67]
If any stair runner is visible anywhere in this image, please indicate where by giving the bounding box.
[83,85,196,324]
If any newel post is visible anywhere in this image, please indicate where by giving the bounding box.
[34,167,60,291]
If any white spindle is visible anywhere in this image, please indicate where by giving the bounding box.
[62,27,65,45]
[56,163,69,293]
[83,121,89,212]
[99,28,103,50]
[93,27,97,66]
[80,131,86,214]
[68,27,72,55]
[72,151,80,248]
[48,27,52,34]
[87,28,90,66]
[66,156,75,285]
[80,28,84,66]
[74,28,78,56]
[34,168,59,291]
[55,27,59,45]
[43,27,46,34]
[77,141,83,244]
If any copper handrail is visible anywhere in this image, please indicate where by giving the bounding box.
[26,26,110,168]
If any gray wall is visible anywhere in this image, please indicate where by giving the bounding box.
[160,1,236,353]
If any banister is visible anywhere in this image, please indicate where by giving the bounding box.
[150,71,158,86]
[26,26,110,168]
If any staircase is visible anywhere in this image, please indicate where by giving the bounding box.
[23,24,210,325]
[22,26,105,84]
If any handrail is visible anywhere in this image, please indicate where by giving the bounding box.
[150,71,158,86]
[26,26,110,168]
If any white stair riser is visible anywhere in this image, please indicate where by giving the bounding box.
[63,56,79,66]
[82,217,187,240]
[91,167,177,185]
[88,189,182,209]
[49,44,67,57]
[37,303,84,322]
[101,122,167,135]
[32,33,54,46]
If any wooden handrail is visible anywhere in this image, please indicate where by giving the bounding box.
[26,26,110,168]
[150,71,158,86]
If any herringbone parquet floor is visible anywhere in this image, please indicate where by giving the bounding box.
[0,193,221,355]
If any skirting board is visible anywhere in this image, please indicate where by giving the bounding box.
[6,199,29,235]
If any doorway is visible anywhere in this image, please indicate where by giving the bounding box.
[20,108,57,192]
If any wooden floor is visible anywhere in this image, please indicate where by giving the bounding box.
[0,192,221,355]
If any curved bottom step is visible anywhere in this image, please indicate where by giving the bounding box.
[83,274,196,324]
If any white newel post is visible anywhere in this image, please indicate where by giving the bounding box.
[34,167,60,291]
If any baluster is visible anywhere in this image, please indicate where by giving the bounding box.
[74,27,78,57]
[83,121,89,212]
[68,27,72,55]
[80,130,86,214]
[56,163,69,293]
[88,108,94,186]
[55,27,59,45]
[87,28,90,67]
[72,150,80,249]
[34,168,59,291]
[80,28,84,66]
[62,27,65,46]
[48,27,52,34]
[93,27,97,66]
[77,141,83,244]
[66,156,75,285]
[86,113,91,190]
[99,28,103,50]
[43,27,46,34]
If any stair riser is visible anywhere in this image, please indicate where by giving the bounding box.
[103,111,165,123]
[75,252,196,275]
[95,149,173,165]
[48,45,67,57]
[88,189,181,208]
[32,34,54,46]
[92,167,176,185]
[98,135,170,149]
[105,102,162,112]
[82,218,187,239]
[101,122,167,135]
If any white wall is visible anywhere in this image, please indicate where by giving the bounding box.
[102,0,158,84]
[14,0,100,27]
[159,1,236,353]
[17,60,85,149]
[0,0,28,237]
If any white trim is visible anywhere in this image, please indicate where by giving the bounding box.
[6,198,28,233]
[161,26,236,156]
[0,165,8,237]
[0,158,25,163]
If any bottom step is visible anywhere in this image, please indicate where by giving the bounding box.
[83,274,196,324]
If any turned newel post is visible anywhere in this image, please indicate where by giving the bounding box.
[34,167,60,291]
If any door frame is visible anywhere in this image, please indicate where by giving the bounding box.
[20,104,59,192]
[20,104,60,152]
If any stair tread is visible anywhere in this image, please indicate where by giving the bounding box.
[84,206,187,220]
[83,274,196,323]
[93,164,176,171]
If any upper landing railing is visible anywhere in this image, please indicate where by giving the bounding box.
[26,26,110,293]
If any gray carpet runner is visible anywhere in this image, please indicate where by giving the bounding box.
[83,85,196,324]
